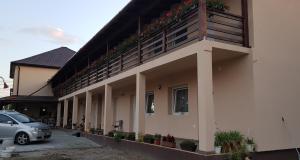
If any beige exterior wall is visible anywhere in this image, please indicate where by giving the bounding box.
[213,55,255,137]
[111,69,199,140]
[12,65,58,96]
[145,69,198,140]
[250,0,300,151]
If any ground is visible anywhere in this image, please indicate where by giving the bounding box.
[2,130,148,160]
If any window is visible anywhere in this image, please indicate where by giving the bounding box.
[0,114,13,124]
[172,86,188,114]
[145,92,155,114]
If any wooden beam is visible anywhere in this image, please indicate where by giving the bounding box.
[198,0,207,40]
[138,16,142,64]
[241,0,250,47]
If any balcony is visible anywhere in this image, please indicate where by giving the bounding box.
[53,0,249,97]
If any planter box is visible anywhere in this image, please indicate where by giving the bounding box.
[161,141,176,148]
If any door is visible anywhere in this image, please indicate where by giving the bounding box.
[0,114,18,139]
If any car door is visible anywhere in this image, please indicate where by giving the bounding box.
[0,114,18,138]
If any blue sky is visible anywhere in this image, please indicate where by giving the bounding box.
[0,0,130,97]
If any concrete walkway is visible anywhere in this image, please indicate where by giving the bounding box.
[14,129,100,153]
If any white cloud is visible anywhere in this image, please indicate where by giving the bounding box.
[19,26,81,45]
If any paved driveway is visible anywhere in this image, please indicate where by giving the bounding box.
[14,129,100,153]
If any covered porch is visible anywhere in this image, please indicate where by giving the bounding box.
[56,41,251,152]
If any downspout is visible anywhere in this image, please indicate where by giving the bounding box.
[16,66,20,96]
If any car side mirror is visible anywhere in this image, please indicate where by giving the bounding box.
[7,121,13,126]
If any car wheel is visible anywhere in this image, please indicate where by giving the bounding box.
[16,132,30,145]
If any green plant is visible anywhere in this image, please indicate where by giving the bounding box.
[229,144,248,160]
[113,131,126,142]
[207,0,229,11]
[215,131,245,153]
[89,128,96,134]
[162,134,176,143]
[154,134,161,140]
[180,140,197,152]
[143,134,155,144]
[245,138,254,145]
[138,133,144,142]
[126,132,136,141]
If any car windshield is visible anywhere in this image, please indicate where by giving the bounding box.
[9,114,36,123]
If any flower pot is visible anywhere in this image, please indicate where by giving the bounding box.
[162,141,176,148]
[154,140,161,145]
[214,146,222,154]
[180,144,197,152]
[246,144,254,152]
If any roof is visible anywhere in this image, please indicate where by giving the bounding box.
[10,47,76,78]
[0,96,58,106]
[50,0,180,84]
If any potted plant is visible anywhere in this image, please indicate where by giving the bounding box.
[96,128,103,135]
[143,134,155,144]
[126,132,136,141]
[113,131,126,142]
[161,134,176,148]
[214,132,224,154]
[154,134,161,145]
[207,0,229,12]
[180,140,197,152]
[245,138,255,152]
[89,128,96,134]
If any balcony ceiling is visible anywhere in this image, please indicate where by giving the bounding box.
[51,0,182,84]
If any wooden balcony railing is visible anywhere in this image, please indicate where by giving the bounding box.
[54,3,249,97]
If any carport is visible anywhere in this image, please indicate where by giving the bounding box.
[0,96,58,126]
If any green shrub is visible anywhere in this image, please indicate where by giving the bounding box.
[126,132,136,141]
[143,134,155,144]
[154,134,161,140]
[215,131,245,153]
[180,140,197,152]
[113,131,126,142]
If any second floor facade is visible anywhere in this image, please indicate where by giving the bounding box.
[51,0,250,97]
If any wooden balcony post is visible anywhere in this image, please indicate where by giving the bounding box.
[106,42,110,78]
[162,29,167,52]
[138,16,142,64]
[242,0,250,47]
[120,53,123,72]
[198,0,207,40]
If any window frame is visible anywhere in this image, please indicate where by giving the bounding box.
[0,114,14,124]
[145,91,155,115]
[172,85,189,115]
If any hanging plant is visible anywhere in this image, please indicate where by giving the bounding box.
[141,0,198,39]
[207,0,229,12]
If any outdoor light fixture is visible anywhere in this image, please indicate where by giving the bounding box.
[0,76,9,89]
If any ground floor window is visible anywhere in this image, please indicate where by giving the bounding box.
[145,91,155,114]
[172,86,188,114]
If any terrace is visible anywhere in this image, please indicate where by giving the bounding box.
[52,0,249,97]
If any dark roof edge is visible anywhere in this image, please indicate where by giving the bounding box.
[49,0,136,82]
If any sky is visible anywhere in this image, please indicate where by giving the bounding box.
[0,0,130,97]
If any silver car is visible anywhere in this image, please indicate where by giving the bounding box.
[0,110,51,145]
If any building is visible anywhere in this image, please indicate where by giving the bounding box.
[50,0,300,156]
[0,47,75,125]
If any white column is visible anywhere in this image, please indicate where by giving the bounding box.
[63,99,69,127]
[85,91,92,132]
[197,51,216,152]
[56,102,61,127]
[135,73,146,138]
[103,84,113,135]
[72,95,79,129]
